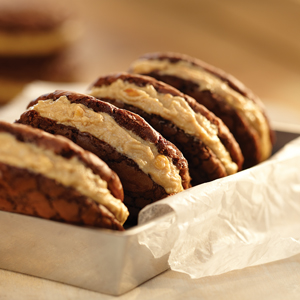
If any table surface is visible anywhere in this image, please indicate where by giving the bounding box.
[1,253,300,300]
[1,0,300,298]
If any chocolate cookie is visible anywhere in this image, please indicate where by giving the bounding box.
[0,121,128,231]
[129,52,275,169]
[0,0,81,104]
[17,90,191,222]
[88,73,243,186]
[0,0,80,57]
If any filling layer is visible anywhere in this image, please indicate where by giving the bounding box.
[30,96,183,194]
[90,79,238,175]
[0,132,129,224]
[131,58,272,162]
[0,20,81,56]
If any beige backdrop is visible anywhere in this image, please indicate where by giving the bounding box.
[68,0,300,124]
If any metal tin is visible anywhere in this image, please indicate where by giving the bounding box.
[0,128,299,296]
[0,209,176,295]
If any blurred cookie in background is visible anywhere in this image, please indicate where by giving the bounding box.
[0,0,82,104]
[0,0,81,57]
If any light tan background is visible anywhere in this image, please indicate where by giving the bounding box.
[69,0,300,125]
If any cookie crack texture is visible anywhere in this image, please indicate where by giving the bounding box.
[0,163,123,230]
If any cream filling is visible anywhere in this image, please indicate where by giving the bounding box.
[30,96,183,194]
[131,59,272,162]
[0,20,81,56]
[0,132,129,225]
[90,80,238,175]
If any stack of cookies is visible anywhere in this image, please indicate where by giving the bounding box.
[0,51,275,229]
[0,0,81,104]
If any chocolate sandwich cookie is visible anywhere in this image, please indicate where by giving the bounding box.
[17,90,191,222]
[88,73,243,186]
[0,0,81,104]
[0,0,81,57]
[129,52,275,169]
[0,121,128,231]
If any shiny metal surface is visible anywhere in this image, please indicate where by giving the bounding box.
[0,210,174,295]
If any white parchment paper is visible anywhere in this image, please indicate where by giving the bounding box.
[139,138,300,278]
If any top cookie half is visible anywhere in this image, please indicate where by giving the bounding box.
[129,52,275,169]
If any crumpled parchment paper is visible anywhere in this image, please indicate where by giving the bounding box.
[139,137,300,278]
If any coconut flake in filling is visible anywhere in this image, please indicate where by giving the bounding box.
[130,59,272,162]
[90,79,238,175]
[30,96,183,194]
[0,132,129,224]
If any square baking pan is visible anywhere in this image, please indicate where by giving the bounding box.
[0,126,299,296]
